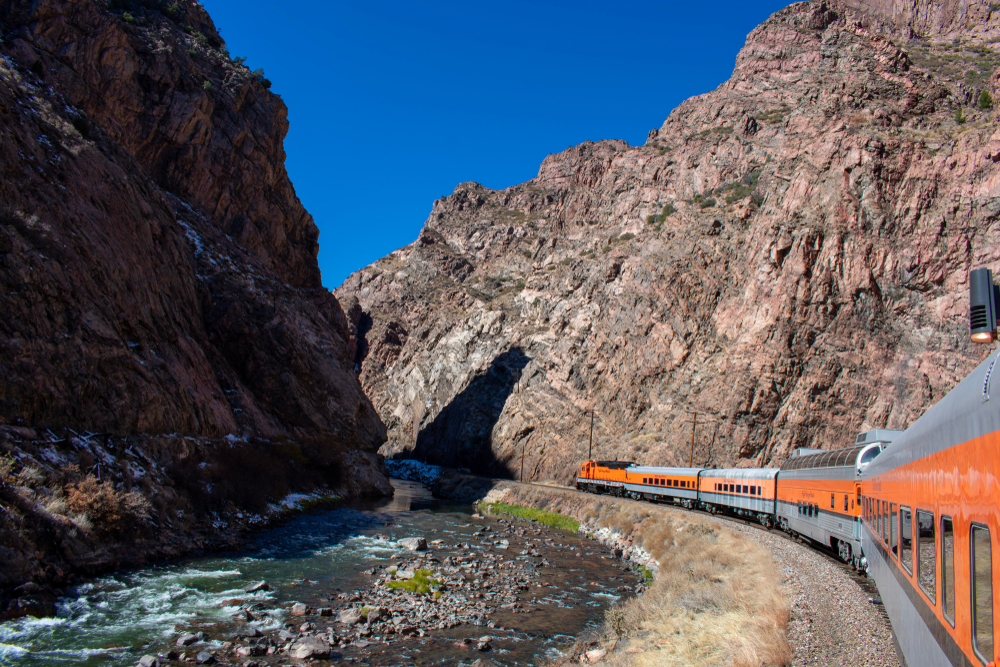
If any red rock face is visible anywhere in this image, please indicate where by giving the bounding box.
[338,0,1000,484]
[0,4,386,458]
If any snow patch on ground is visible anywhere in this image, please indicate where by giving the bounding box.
[384,459,442,487]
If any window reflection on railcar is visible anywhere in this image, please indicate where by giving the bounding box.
[916,509,936,603]
[972,525,993,663]
[900,506,913,575]
[942,516,956,626]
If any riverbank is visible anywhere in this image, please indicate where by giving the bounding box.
[0,427,392,621]
[0,479,634,666]
[480,483,792,667]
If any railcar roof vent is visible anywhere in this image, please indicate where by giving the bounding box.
[790,447,823,458]
[854,429,904,448]
[970,267,999,344]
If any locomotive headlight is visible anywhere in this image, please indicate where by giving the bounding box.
[969,268,998,344]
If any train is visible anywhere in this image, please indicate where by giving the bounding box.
[575,267,1000,667]
[575,428,900,572]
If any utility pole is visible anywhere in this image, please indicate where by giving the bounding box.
[588,409,595,461]
[688,412,698,468]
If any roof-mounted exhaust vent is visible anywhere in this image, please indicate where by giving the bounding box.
[970,268,998,344]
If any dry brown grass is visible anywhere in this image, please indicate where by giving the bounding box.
[489,486,792,667]
[64,476,151,538]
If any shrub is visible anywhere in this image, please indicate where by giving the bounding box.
[162,1,182,19]
[522,250,532,259]
[64,476,151,538]
[618,232,635,242]
[203,80,212,91]
[233,56,248,66]
[514,280,525,291]
[252,68,272,89]
[699,197,717,209]
[193,31,208,47]
[602,245,612,253]
[956,107,967,124]
[980,90,994,110]
[122,11,135,23]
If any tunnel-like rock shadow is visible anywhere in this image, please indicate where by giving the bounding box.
[411,347,529,478]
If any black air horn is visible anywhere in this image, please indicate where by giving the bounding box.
[970,267,1000,344]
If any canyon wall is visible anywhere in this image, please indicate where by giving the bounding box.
[338,0,1000,484]
[0,0,389,609]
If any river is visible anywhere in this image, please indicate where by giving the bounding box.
[0,480,637,666]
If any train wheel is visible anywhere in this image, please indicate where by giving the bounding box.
[838,540,852,564]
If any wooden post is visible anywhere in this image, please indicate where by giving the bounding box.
[588,409,595,461]
[688,412,697,467]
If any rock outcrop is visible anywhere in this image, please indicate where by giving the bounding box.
[338,0,1000,484]
[0,0,389,610]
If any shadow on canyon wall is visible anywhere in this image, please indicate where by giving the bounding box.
[411,347,530,478]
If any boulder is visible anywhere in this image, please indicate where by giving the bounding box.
[289,636,331,660]
[290,603,307,616]
[136,656,159,667]
[585,648,608,663]
[194,652,215,665]
[176,633,201,647]
[243,581,270,593]
[397,537,428,551]
[337,608,363,625]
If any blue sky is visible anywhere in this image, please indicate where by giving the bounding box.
[202,0,789,289]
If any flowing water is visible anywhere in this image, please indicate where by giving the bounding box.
[0,481,635,666]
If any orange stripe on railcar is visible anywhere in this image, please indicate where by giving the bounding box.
[863,428,1000,666]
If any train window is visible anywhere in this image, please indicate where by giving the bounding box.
[900,506,913,575]
[916,509,935,603]
[972,524,994,662]
[831,494,835,510]
[942,516,956,625]
[844,495,849,512]
[891,503,898,557]
[883,501,890,546]
[743,485,748,494]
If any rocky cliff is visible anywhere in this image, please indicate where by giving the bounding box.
[338,0,1000,484]
[0,0,389,613]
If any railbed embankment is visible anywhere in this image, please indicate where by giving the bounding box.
[481,482,792,667]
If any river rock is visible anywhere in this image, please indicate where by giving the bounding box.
[338,608,363,625]
[290,603,307,616]
[397,537,428,551]
[194,652,215,665]
[235,646,265,657]
[136,656,159,667]
[176,633,201,647]
[585,648,608,663]
[243,581,270,593]
[395,569,415,579]
[289,636,331,660]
